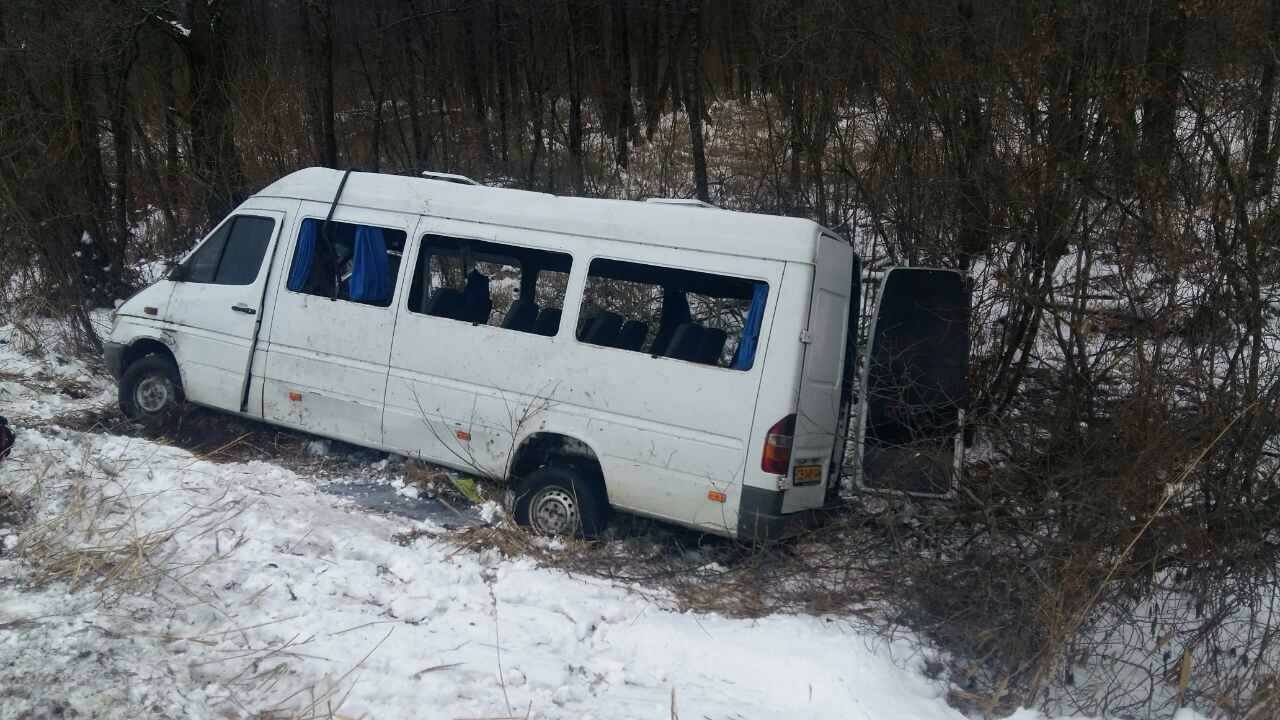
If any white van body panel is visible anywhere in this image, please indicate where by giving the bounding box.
[164,207,286,413]
[383,218,782,534]
[259,202,420,447]
[108,169,856,540]
[784,234,854,513]
[257,168,823,264]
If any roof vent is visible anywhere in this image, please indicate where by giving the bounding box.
[421,170,481,186]
[645,198,719,209]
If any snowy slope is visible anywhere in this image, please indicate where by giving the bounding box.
[0,426,961,720]
[0,322,1210,720]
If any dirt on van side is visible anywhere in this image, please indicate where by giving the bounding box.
[47,403,485,525]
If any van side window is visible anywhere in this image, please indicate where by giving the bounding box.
[406,235,572,336]
[578,259,769,370]
[182,215,276,285]
[286,218,407,307]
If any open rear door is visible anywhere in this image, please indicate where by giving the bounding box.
[781,235,855,513]
[856,267,968,496]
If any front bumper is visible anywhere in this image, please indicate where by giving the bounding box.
[103,341,126,381]
[736,485,825,544]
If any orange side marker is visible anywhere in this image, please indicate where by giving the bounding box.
[707,490,727,503]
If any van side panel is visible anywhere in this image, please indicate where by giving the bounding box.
[383,223,781,536]
[163,205,288,414]
[246,200,302,415]
[258,202,417,447]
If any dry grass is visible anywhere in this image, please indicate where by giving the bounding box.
[440,508,888,620]
[11,442,249,606]
[1,434,402,719]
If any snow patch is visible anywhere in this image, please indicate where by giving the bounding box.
[1,427,967,719]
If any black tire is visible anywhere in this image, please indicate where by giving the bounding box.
[512,465,609,539]
[119,354,185,430]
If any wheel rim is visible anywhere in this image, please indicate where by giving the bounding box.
[529,487,579,536]
[134,375,172,414]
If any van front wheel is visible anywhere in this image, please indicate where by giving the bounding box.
[120,354,185,430]
[513,466,608,539]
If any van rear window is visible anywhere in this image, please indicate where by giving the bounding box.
[406,235,572,336]
[285,219,407,307]
[577,259,768,370]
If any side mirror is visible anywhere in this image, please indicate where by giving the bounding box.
[166,261,186,282]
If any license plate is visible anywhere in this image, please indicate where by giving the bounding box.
[793,464,823,485]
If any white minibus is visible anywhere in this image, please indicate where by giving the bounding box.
[104,168,966,541]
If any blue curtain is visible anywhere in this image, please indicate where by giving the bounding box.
[731,283,769,370]
[350,225,391,303]
[286,219,318,292]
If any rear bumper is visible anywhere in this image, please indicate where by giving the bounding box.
[103,341,126,381]
[736,485,824,544]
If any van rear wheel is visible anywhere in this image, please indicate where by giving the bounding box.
[513,465,608,539]
[120,354,185,430]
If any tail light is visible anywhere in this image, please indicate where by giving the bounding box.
[761,413,796,474]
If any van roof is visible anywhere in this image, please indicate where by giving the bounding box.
[254,167,832,264]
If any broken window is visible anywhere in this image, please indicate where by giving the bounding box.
[577,258,769,370]
[285,218,407,307]
[406,235,572,336]
[182,215,275,285]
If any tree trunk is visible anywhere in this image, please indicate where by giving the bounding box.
[186,0,246,224]
[683,0,709,203]
[1139,0,1186,178]
[611,0,633,168]
[495,3,510,165]
[162,51,179,174]
[566,3,585,195]
[71,62,115,306]
[463,4,491,160]
[301,0,337,168]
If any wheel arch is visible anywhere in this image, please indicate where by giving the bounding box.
[508,430,609,506]
[121,337,182,387]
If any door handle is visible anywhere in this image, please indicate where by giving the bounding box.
[231,304,257,315]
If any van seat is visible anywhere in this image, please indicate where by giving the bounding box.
[533,308,562,336]
[664,323,704,361]
[460,270,492,324]
[617,320,648,351]
[426,288,464,319]
[696,328,728,365]
[501,299,540,332]
[651,301,691,356]
[584,311,623,347]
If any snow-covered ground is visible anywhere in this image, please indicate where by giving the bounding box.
[0,325,966,719]
[3,427,967,720]
[0,323,1212,720]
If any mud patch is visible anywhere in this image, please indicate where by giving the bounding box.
[322,480,480,525]
[54,404,485,526]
